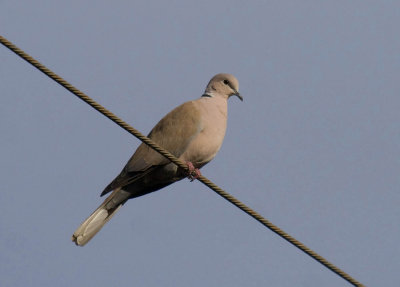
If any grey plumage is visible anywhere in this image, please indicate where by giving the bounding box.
[72,73,242,246]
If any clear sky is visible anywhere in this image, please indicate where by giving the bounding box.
[1,1,399,286]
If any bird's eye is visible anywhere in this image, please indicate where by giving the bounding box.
[223,79,230,85]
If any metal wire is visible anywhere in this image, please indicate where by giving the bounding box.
[1,35,365,287]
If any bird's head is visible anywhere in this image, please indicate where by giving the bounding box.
[203,73,243,101]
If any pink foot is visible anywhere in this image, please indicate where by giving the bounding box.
[186,161,202,181]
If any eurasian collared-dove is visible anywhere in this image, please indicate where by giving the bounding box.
[72,73,242,246]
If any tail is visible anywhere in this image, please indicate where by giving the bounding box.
[71,188,130,246]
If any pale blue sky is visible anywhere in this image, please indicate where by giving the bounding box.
[1,1,399,286]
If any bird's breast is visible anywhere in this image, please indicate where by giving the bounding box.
[180,98,228,167]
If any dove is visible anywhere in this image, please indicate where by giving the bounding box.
[72,73,242,246]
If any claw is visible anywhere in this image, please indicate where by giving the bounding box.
[186,161,202,181]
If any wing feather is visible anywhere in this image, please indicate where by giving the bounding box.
[101,101,202,196]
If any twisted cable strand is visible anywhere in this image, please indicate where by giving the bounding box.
[0,35,364,287]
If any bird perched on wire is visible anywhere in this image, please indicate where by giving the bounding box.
[72,73,242,246]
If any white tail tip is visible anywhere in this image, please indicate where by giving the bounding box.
[71,204,123,246]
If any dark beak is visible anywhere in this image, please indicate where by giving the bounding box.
[231,90,243,101]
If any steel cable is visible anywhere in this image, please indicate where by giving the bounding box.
[1,35,365,287]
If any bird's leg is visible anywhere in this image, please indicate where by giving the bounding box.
[186,161,202,182]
